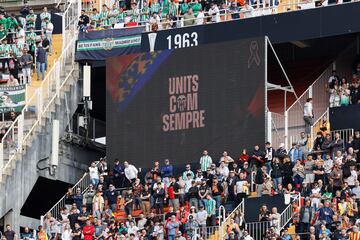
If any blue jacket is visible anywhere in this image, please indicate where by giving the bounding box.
[289,148,303,163]
[161,164,173,177]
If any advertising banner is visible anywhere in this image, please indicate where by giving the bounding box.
[75,27,145,61]
[0,85,26,113]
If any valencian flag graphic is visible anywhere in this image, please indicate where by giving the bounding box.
[106,38,265,167]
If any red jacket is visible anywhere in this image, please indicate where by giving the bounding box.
[82,225,94,240]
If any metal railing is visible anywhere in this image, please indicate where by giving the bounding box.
[40,159,104,222]
[245,193,300,240]
[270,62,333,149]
[79,0,359,34]
[331,128,354,149]
[194,226,220,240]
[62,0,81,51]
[220,199,245,239]
[0,2,80,183]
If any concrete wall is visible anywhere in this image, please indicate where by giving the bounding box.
[0,65,96,232]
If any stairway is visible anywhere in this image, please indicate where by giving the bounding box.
[0,31,81,231]
[26,34,63,101]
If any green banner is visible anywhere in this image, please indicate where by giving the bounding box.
[77,35,142,51]
[0,85,26,113]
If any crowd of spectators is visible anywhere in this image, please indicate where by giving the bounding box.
[14,127,353,240]
[77,0,356,32]
[0,6,53,85]
[78,0,255,32]
[328,70,360,108]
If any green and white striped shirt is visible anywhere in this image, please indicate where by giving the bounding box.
[200,155,212,172]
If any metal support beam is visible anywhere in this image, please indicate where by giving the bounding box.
[267,83,294,92]
[266,36,301,111]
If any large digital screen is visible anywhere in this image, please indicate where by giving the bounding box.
[106,37,265,167]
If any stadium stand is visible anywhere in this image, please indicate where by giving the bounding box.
[0,0,359,239]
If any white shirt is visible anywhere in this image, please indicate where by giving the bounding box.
[235,180,247,194]
[43,22,54,35]
[208,6,220,22]
[303,102,313,117]
[17,28,25,44]
[196,210,208,225]
[241,5,254,18]
[184,179,192,193]
[352,186,360,199]
[128,226,139,235]
[219,166,229,178]
[62,230,72,240]
[345,170,357,186]
[124,164,138,180]
[196,12,205,25]
[324,159,333,174]
[89,166,99,180]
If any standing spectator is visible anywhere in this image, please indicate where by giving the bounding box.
[350,81,359,104]
[182,164,194,180]
[123,189,133,216]
[105,184,118,212]
[168,176,180,211]
[264,142,275,173]
[330,164,343,194]
[255,166,266,197]
[188,180,199,210]
[40,7,51,25]
[83,184,95,213]
[198,178,209,207]
[113,159,124,188]
[208,3,220,22]
[333,132,344,154]
[161,159,173,186]
[318,201,334,225]
[234,172,249,206]
[4,225,15,240]
[82,220,95,240]
[289,143,304,164]
[92,191,104,219]
[42,17,53,55]
[227,170,239,204]
[304,155,315,185]
[205,194,217,226]
[78,10,90,31]
[303,98,313,135]
[183,8,195,26]
[154,182,165,214]
[41,34,50,71]
[7,14,18,44]
[26,9,37,30]
[220,151,235,167]
[132,178,143,210]
[89,161,99,186]
[196,205,208,231]
[20,48,33,84]
[36,43,47,81]
[166,215,180,240]
[16,24,25,44]
[250,145,264,170]
[124,161,138,187]
[292,159,305,190]
[271,158,283,189]
[196,9,205,25]
[73,187,83,212]
[140,184,151,216]
[210,177,223,207]
[65,187,75,210]
[298,199,315,235]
